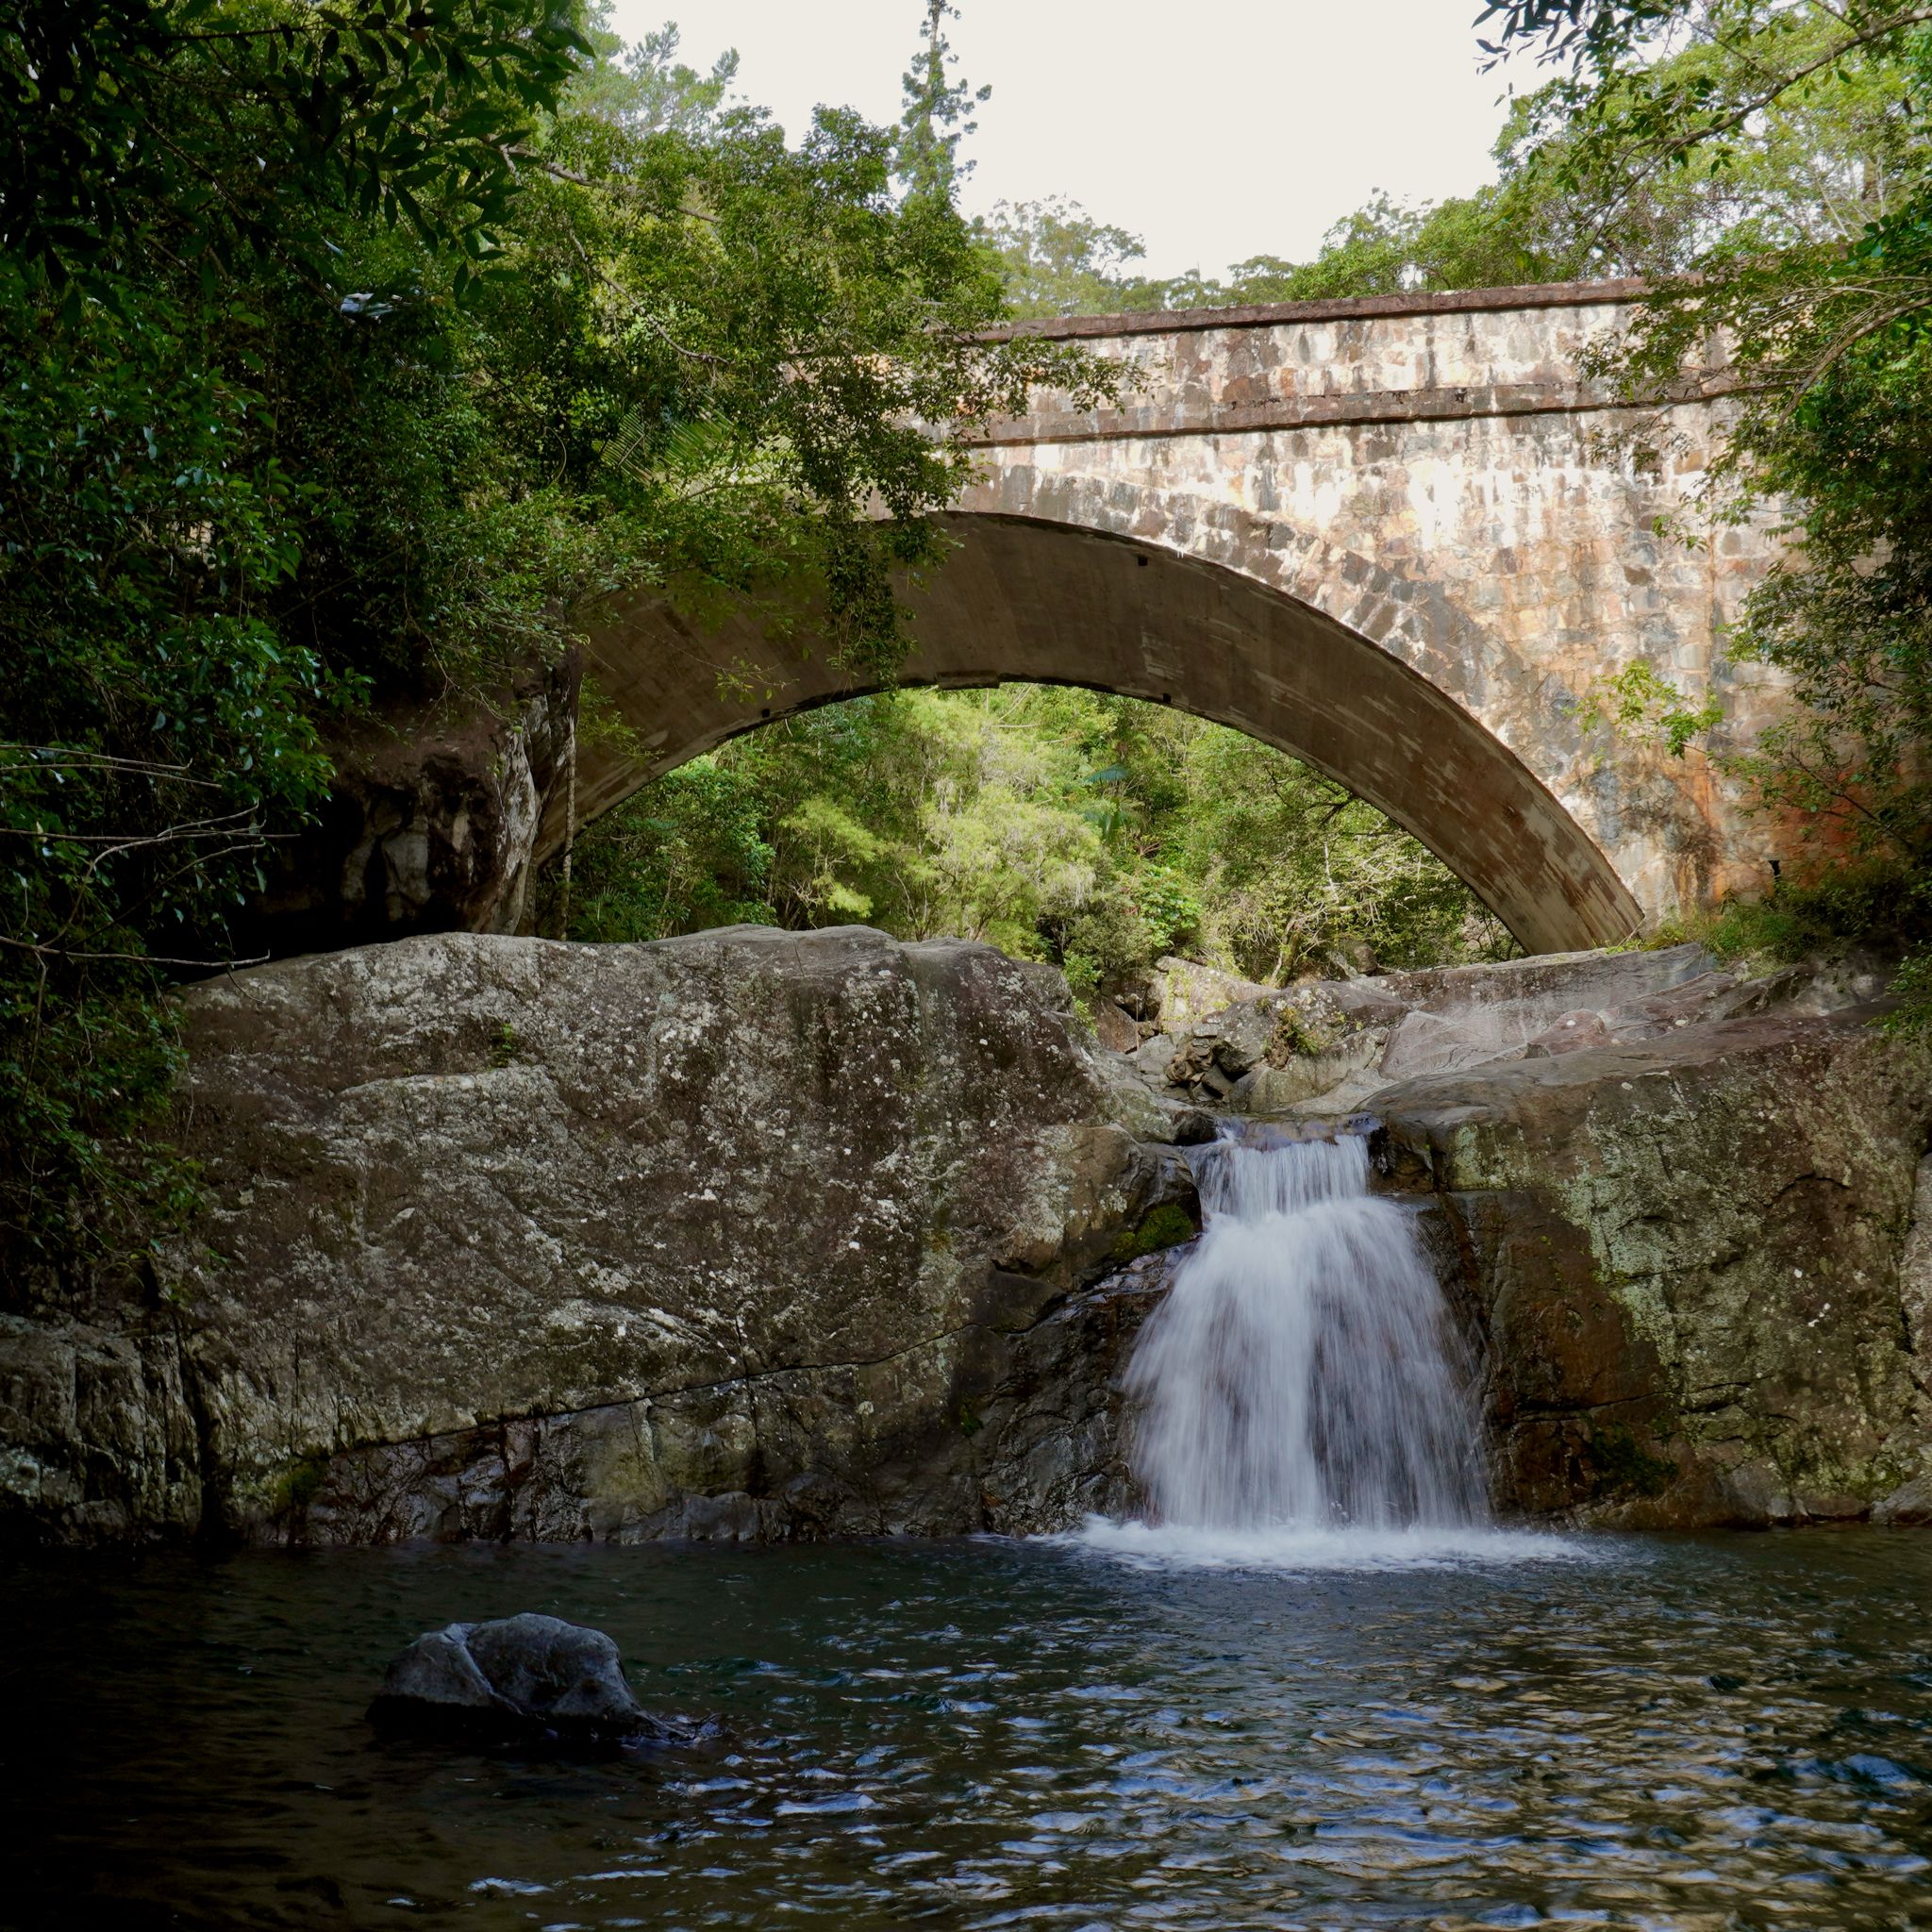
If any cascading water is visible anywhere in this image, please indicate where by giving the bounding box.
[1085,1125,1496,1563]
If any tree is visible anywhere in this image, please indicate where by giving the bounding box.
[2,0,589,307]
[1479,0,1932,933]
[897,0,989,201]
[0,0,1124,1258]
[981,198,1155,317]
[561,686,1511,993]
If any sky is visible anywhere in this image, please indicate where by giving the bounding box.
[606,1,1539,281]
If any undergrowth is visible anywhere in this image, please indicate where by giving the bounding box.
[1641,860,1932,1032]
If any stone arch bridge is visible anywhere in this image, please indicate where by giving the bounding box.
[553,280,1784,955]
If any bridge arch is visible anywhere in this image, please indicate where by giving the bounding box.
[569,509,1644,955]
[539,282,1790,954]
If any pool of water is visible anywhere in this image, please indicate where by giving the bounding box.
[3,1530,1929,1929]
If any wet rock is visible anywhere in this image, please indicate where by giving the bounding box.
[0,1314,201,1545]
[368,1613,686,1748]
[1873,1472,1932,1527]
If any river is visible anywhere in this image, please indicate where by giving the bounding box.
[4,1529,1929,1927]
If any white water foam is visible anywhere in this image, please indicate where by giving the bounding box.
[1077,1128,1578,1572]
[1072,1519,1593,1572]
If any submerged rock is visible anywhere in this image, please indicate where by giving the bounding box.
[368,1613,684,1748]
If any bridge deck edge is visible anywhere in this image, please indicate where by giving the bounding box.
[982,278,1652,341]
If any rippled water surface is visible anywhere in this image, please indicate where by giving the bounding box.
[4,1532,1930,1929]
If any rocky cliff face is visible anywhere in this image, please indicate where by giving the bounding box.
[248,663,579,954]
[6,926,1926,1547]
[0,928,1193,1546]
[1375,1007,1932,1529]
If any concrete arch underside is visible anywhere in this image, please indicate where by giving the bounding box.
[569,514,1646,956]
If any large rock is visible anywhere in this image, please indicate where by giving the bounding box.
[248,662,578,954]
[1141,942,1872,1113]
[1374,1004,1932,1527]
[368,1613,685,1748]
[0,927,1193,1545]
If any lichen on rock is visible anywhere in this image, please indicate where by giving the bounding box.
[1373,1003,1932,1528]
[0,925,1194,1547]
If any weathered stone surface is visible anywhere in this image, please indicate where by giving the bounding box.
[568,286,1795,948]
[0,1313,202,1541]
[1149,943,1732,1108]
[368,1613,685,1747]
[1147,958,1272,1030]
[1158,977,1395,1104]
[250,662,577,953]
[1374,1005,1932,1528]
[0,927,1193,1546]
[1228,1033,1387,1112]
[10,921,1923,1545]
[1108,943,1932,1529]
[1090,1000,1141,1054]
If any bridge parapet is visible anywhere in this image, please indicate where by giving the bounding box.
[977,281,1729,445]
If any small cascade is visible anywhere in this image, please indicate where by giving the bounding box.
[1121,1126,1487,1539]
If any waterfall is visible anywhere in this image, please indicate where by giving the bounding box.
[1089,1126,1492,1561]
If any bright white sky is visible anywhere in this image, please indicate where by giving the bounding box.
[606,1,1538,281]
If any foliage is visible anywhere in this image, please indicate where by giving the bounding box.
[1159,724,1515,981]
[3,0,590,306]
[0,0,1123,1262]
[560,686,1514,994]
[1649,858,1931,961]
[896,0,989,200]
[1586,662,1725,757]
[980,199,1156,316]
[568,754,774,942]
[0,258,335,1258]
[1481,0,1932,1016]
[984,188,1566,319]
[1110,1202,1200,1264]
[1718,333,1932,863]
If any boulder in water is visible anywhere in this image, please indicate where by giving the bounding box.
[368,1613,685,1748]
